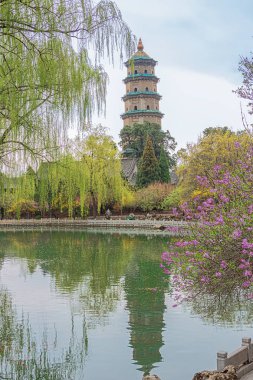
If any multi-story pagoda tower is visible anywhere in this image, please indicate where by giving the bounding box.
[121,38,164,127]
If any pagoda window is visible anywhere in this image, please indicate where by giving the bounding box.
[135,70,138,74]
[144,69,147,73]
[145,87,149,91]
[147,105,150,110]
[134,87,137,92]
[134,106,137,110]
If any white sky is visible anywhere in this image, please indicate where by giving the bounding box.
[89,0,253,149]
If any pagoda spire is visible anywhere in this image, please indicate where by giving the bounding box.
[137,38,144,51]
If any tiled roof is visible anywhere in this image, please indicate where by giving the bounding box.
[121,109,164,119]
[121,158,138,186]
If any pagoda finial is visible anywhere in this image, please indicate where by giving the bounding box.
[137,38,144,51]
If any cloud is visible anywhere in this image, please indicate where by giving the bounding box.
[159,66,245,148]
[73,0,253,149]
[115,0,253,80]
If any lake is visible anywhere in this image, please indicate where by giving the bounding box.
[0,230,253,380]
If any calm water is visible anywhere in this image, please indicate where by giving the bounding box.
[0,230,253,380]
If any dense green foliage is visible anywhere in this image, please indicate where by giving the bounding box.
[0,0,135,171]
[176,127,252,202]
[159,147,170,183]
[137,136,161,187]
[120,122,176,162]
[162,187,182,209]
[1,130,127,217]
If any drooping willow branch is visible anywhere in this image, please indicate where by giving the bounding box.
[0,0,135,174]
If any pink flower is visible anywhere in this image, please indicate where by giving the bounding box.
[200,276,210,283]
[232,229,242,239]
[242,281,251,288]
[242,239,253,249]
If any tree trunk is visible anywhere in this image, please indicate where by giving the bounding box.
[91,193,97,218]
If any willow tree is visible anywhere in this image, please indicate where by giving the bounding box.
[35,128,125,217]
[0,0,135,173]
[77,129,124,216]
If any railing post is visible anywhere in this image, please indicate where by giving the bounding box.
[217,351,228,371]
[242,337,253,362]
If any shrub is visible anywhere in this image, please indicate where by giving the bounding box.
[7,200,39,217]
[134,182,174,211]
[162,187,182,209]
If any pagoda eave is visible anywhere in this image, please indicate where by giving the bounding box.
[124,58,157,67]
[121,110,164,120]
[123,75,159,84]
[122,92,162,101]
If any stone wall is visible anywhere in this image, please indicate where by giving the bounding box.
[123,114,162,126]
[127,65,155,75]
[126,80,157,93]
[125,97,159,112]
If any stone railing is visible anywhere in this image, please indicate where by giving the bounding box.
[217,337,253,378]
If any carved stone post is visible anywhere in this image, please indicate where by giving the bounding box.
[217,351,228,371]
[242,337,253,363]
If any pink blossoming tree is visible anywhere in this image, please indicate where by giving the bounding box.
[161,141,253,303]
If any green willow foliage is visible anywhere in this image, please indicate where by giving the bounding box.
[37,132,124,217]
[0,0,135,171]
[1,131,126,217]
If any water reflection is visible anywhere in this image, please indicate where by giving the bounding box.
[0,289,87,379]
[125,259,168,374]
[0,231,169,378]
[189,289,253,327]
[1,231,253,379]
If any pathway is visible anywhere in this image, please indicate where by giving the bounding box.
[241,373,253,380]
[0,218,189,234]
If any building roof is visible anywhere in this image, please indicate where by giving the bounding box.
[121,157,138,186]
[121,109,164,119]
[122,91,162,101]
[131,38,150,59]
[124,38,157,66]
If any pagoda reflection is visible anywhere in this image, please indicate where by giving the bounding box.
[124,257,168,375]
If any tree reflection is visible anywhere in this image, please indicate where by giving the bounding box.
[188,288,253,326]
[0,289,87,379]
[0,230,170,373]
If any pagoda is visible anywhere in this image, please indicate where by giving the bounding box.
[121,38,164,127]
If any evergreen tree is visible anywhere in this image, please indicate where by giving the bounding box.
[120,122,176,162]
[159,148,170,183]
[137,136,161,188]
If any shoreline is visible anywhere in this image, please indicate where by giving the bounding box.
[0,218,189,235]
